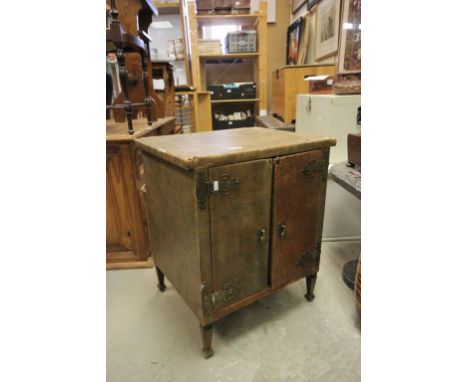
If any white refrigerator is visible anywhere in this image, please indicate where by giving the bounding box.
[295,94,361,241]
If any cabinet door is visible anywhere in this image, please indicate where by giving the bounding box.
[271,149,328,288]
[209,159,272,311]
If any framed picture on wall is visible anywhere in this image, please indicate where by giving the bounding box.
[292,0,307,14]
[338,0,361,72]
[314,0,341,60]
[307,0,321,10]
[286,18,303,65]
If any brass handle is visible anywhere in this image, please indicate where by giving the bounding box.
[257,228,267,244]
[277,223,287,240]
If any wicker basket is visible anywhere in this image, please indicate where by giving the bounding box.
[354,256,361,317]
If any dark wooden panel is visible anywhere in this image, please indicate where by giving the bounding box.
[112,53,163,123]
[271,149,326,287]
[209,159,272,311]
[106,143,150,262]
[347,133,361,167]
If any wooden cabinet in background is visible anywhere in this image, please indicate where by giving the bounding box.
[272,64,336,124]
[106,117,176,269]
[137,127,336,357]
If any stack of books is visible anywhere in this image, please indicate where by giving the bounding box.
[198,39,223,55]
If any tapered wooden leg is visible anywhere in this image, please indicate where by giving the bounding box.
[200,324,214,359]
[304,274,317,302]
[156,266,166,292]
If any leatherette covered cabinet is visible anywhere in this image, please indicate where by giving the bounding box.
[136,127,336,358]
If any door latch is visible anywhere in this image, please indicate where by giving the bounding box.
[257,227,267,244]
[277,223,287,240]
[306,98,312,113]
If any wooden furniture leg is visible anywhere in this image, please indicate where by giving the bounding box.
[156,266,166,292]
[304,274,317,302]
[200,324,214,359]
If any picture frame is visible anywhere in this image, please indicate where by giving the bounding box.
[338,0,361,72]
[292,0,307,14]
[307,0,321,10]
[314,0,341,61]
[297,12,314,65]
[286,18,303,65]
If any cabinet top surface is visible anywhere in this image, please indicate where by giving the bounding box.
[136,127,336,169]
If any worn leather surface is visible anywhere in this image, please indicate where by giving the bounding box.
[136,127,336,169]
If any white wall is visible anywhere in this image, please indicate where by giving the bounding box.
[148,14,183,61]
[148,14,187,85]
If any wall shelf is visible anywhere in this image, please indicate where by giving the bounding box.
[199,52,259,60]
[196,13,260,27]
[211,98,260,104]
[154,2,180,15]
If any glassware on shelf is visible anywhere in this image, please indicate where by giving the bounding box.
[167,40,176,61]
[175,39,185,60]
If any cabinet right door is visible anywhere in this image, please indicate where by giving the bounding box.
[271,149,329,288]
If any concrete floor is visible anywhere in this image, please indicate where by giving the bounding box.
[107,241,361,382]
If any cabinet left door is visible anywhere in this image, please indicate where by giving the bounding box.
[106,143,150,264]
[208,159,272,311]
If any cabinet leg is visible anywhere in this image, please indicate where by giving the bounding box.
[156,266,166,292]
[304,274,317,302]
[200,324,214,359]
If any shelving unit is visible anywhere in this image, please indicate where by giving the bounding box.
[149,1,192,88]
[211,98,260,104]
[187,1,268,130]
[199,52,259,59]
[155,2,180,15]
[175,89,213,133]
[196,13,261,27]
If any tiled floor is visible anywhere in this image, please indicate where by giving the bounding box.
[107,241,361,382]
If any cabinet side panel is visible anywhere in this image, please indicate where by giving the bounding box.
[143,154,203,321]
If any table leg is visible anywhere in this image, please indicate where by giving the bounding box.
[200,324,214,359]
[156,266,166,292]
[304,274,317,302]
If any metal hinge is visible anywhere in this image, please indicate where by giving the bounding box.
[297,241,322,267]
[302,148,330,180]
[196,173,240,209]
[203,281,240,312]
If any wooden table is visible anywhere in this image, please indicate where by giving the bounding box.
[255,115,295,132]
[329,161,361,199]
[106,117,175,270]
[271,65,336,124]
